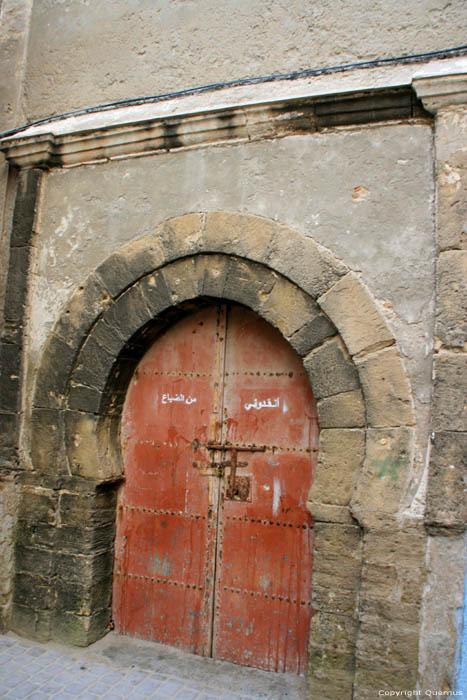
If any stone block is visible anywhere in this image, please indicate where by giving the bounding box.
[304,337,360,399]
[0,342,21,413]
[137,268,172,317]
[317,390,366,428]
[54,273,111,350]
[437,164,467,251]
[307,672,354,700]
[87,317,126,361]
[18,485,57,525]
[30,408,66,475]
[2,246,32,328]
[356,619,419,680]
[312,522,361,591]
[222,257,276,311]
[158,212,205,261]
[432,354,467,432]
[308,429,365,507]
[287,313,336,357]
[54,549,113,587]
[0,411,19,462]
[308,646,355,700]
[11,603,52,642]
[204,211,277,261]
[55,578,111,616]
[199,253,230,298]
[306,502,355,525]
[362,525,426,569]
[13,573,54,610]
[33,334,77,409]
[266,225,347,299]
[15,520,56,549]
[160,256,206,305]
[309,611,357,655]
[356,346,414,427]
[351,428,414,520]
[67,383,102,413]
[71,335,115,394]
[54,522,115,554]
[58,488,117,528]
[260,277,320,338]
[318,273,393,356]
[359,597,420,625]
[98,284,153,348]
[436,250,467,347]
[15,545,54,577]
[64,410,103,479]
[426,430,467,532]
[52,607,110,646]
[96,234,166,298]
[312,584,357,617]
[9,169,41,248]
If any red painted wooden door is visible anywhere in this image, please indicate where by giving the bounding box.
[113,304,318,674]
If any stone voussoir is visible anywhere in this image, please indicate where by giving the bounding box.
[308,429,365,508]
[203,211,278,262]
[260,275,320,339]
[317,389,366,428]
[266,224,348,299]
[158,212,205,261]
[304,336,360,400]
[53,273,112,350]
[351,427,414,522]
[95,234,166,299]
[318,272,394,357]
[356,345,415,428]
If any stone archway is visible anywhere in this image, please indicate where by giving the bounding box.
[17,212,415,698]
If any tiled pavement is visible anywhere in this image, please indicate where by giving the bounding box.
[0,633,305,700]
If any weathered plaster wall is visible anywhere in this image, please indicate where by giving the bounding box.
[23,0,467,122]
[27,122,435,493]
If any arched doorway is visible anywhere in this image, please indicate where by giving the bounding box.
[112,303,319,674]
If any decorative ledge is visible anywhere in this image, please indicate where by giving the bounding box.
[0,88,427,169]
[412,57,467,113]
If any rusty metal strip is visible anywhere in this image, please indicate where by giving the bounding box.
[221,586,313,606]
[116,571,203,590]
[225,371,307,377]
[225,515,313,528]
[122,505,206,520]
[141,370,213,377]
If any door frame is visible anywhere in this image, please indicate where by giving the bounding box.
[21,212,415,698]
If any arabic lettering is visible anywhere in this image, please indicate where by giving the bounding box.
[161,394,198,406]
[244,397,280,411]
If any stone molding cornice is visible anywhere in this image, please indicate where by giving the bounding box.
[0,88,428,170]
[413,73,467,113]
[1,56,455,169]
[412,57,467,113]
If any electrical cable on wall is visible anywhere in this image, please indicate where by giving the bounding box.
[1,44,466,140]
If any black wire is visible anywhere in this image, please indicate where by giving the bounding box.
[1,44,466,140]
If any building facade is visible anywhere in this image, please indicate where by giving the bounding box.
[0,2,466,698]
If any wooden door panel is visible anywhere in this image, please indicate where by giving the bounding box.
[113,307,223,654]
[214,308,316,673]
[113,304,318,674]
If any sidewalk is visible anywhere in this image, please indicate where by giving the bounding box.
[0,631,306,700]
